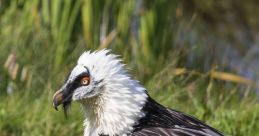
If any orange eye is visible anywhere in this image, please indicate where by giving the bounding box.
[81,76,90,85]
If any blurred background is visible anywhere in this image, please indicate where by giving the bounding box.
[0,0,259,135]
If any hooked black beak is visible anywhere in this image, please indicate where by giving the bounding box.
[52,88,72,117]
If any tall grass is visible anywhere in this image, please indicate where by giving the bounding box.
[0,0,258,136]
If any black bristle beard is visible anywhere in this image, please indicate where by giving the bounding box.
[63,101,71,118]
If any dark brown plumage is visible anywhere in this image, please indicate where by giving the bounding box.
[130,97,223,136]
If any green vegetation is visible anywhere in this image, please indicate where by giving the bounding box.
[0,0,258,136]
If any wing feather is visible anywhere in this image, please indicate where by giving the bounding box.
[130,97,224,136]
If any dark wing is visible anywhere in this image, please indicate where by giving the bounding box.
[130,97,224,136]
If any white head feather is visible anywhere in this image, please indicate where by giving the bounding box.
[70,49,148,136]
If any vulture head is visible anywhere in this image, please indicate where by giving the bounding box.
[52,49,148,135]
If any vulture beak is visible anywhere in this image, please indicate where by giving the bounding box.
[52,89,64,111]
[52,87,72,117]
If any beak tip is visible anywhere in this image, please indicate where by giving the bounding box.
[53,103,59,111]
[55,107,59,111]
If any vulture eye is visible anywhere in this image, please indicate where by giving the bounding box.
[81,76,90,85]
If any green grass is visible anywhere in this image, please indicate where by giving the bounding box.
[0,0,259,136]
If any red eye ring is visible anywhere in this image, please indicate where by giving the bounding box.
[81,76,90,85]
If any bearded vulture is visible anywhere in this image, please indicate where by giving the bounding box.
[53,49,224,136]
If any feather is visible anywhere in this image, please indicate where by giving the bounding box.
[131,97,223,136]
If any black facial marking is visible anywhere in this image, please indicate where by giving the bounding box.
[76,72,89,80]
[60,74,84,117]
[61,73,86,101]
[60,67,92,117]
[83,66,90,75]
[94,79,103,85]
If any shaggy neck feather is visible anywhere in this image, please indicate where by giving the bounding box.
[82,78,148,136]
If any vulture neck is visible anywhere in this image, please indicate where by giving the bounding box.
[81,79,148,136]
